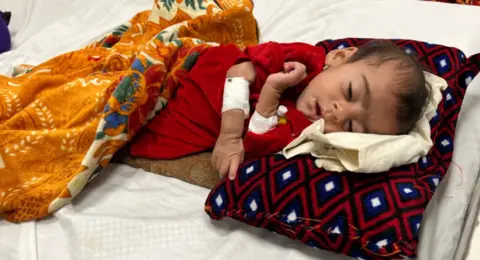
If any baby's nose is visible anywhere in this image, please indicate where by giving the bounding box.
[331,112,344,123]
[324,110,341,124]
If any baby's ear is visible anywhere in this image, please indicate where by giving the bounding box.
[325,47,358,67]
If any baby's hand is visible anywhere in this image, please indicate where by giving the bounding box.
[266,62,307,91]
[212,133,245,180]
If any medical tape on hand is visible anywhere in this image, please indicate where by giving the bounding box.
[222,77,250,118]
[248,110,279,134]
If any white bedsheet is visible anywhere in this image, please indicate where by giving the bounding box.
[2,0,480,259]
[0,0,154,75]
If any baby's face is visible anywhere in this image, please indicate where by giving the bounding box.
[296,55,401,135]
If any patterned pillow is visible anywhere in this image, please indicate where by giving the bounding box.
[205,38,480,259]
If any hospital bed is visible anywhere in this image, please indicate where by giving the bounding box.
[1,0,480,259]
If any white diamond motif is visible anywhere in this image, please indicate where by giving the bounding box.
[376,239,388,248]
[325,181,335,192]
[337,44,345,49]
[446,93,452,101]
[287,210,297,222]
[282,171,292,181]
[371,197,381,208]
[332,226,342,235]
[215,195,223,207]
[465,76,473,86]
[441,139,450,147]
[404,188,412,194]
[246,165,254,174]
[422,157,428,164]
[433,178,440,187]
[440,59,447,68]
[249,200,258,211]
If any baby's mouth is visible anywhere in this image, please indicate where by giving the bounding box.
[305,100,322,122]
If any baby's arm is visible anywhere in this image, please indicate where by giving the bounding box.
[213,41,318,179]
[213,61,255,180]
[214,60,305,178]
[220,61,256,136]
[249,62,307,135]
[256,62,307,117]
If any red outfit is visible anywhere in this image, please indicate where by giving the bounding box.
[129,42,326,160]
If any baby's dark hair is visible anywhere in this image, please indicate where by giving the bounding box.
[347,40,431,134]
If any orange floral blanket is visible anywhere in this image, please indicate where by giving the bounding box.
[0,0,258,222]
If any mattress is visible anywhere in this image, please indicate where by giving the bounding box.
[1,0,480,259]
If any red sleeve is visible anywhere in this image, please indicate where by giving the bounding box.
[194,42,326,116]
[187,44,250,116]
[236,42,327,95]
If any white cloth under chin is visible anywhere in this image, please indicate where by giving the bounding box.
[282,71,447,173]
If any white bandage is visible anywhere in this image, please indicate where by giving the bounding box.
[248,112,277,134]
[248,105,288,134]
[222,77,250,118]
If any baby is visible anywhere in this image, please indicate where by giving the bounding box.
[130,40,430,180]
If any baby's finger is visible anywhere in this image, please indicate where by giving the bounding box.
[219,160,230,178]
[215,156,223,173]
[211,154,217,169]
[228,156,240,180]
[283,62,299,72]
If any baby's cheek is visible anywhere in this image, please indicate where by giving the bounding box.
[323,121,342,133]
[294,97,305,111]
[296,102,311,119]
[323,124,333,133]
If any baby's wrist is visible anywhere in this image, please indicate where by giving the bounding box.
[256,91,281,118]
[220,109,245,139]
[256,104,278,118]
[265,78,288,93]
[219,130,243,141]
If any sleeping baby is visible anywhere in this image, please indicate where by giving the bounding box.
[130,40,430,180]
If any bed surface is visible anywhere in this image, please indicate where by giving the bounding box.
[1,0,480,259]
